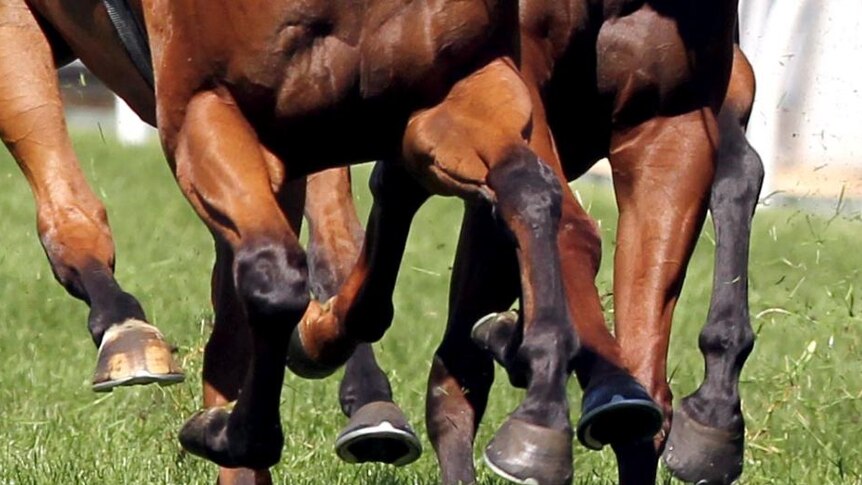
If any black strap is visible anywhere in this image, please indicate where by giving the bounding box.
[102,0,155,89]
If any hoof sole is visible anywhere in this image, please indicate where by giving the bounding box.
[483,418,572,485]
[92,319,184,392]
[335,402,422,466]
[576,374,663,450]
[662,404,743,484]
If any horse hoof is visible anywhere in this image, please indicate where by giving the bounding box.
[662,404,743,484]
[179,405,283,469]
[91,319,185,392]
[483,418,573,485]
[576,373,663,450]
[335,401,422,466]
[470,311,527,387]
[285,325,341,379]
[471,310,519,349]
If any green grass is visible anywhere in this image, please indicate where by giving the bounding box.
[1,132,860,484]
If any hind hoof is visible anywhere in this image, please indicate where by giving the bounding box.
[663,404,743,484]
[484,418,573,485]
[335,401,422,466]
[91,319,185,392]
[179,405,283,469]
[471,311,527,388]
[576,373,663,450]
[471,311,519,351]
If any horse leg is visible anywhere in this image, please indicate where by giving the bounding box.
[403,59,581,485]
[0,1,182,391]
[204,169,305,483]
[205,241,272,485]
[427,202,519,484]
[303,167,421,465]
[169,90,307,469]
[471,53,663,452]
[286,161,430,377]
[609,110,718,484]
[663,47,763,485]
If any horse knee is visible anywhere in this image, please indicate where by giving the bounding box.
[699,313,755,364]
[489,146,563,232]
[234,241,309,323]
[37,198,115,300]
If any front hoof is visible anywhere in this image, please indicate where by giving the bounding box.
[335,401,422,466]
[92,319,185,392]
[483,418,573,485]
[576,374,663,450]
[285,325,342,379]
[662,403,743,484]
[179,406,283,469]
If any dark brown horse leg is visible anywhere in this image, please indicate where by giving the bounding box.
[403,59,578,484]
[664,47,763,485]
[303,167,421,465]
[0,2,182,392]
[205,241,272,485]
[468,60,662,452]
[170,90,307,469]
[204,160,305,484]
[477,146,580,485]
[286,161,429,377]
[427,202,519,485]
[609,111,717,485]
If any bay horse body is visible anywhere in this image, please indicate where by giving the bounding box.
[18,0,613,482]
[0,1,763,484]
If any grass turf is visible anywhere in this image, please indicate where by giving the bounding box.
[0,132,860,484]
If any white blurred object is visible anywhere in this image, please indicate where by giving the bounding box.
[739,0,862,199]
[114,95,154,146]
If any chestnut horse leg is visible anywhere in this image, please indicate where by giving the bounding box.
[170,90,307,469]
[663,47,763,485]
[304,168,421,465]
[287,161,430,377]
[609,110,718,484]
[0,1,182,391]
[426,202,519,484]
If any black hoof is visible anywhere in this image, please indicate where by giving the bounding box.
[662,403,743,484]
[179,406,283,469]
[576,374,663,450]
[484,417,573,485]
[285,326,341,379]
[471,311,527,387]
[335,401,422,466]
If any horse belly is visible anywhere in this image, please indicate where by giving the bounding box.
[272,38,360,119]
